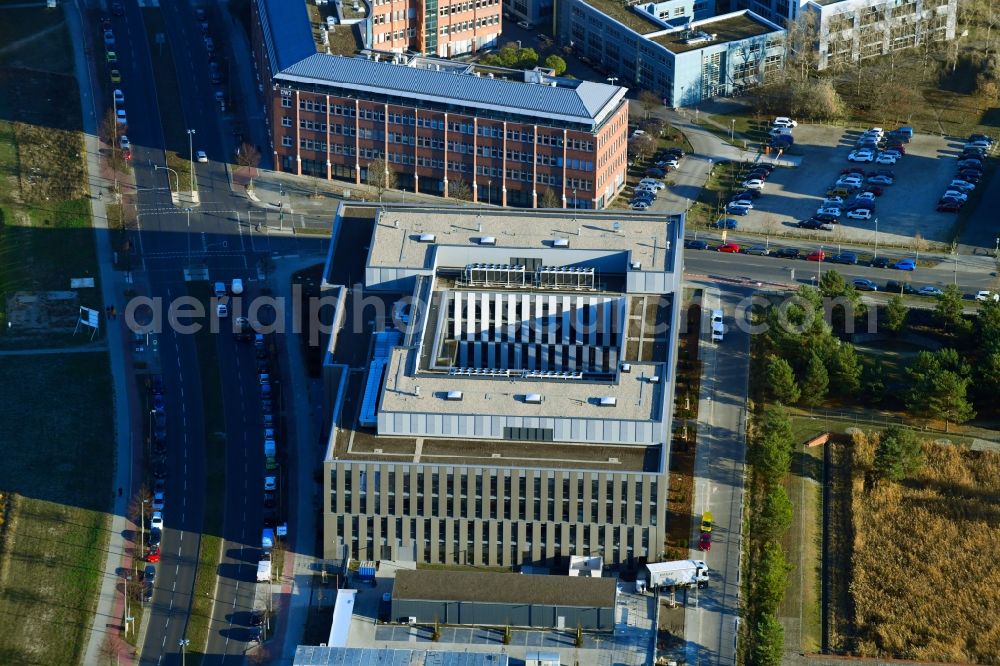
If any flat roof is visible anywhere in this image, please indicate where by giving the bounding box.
[393,570,617,608]
[331,427,662,472]
[650,12,779,53]
[294,646,509,666]
[380,347,663,421]
[328,589,356,647]
[368,208,679,273]
[580,0,665,33]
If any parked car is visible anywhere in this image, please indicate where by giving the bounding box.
[867,174,894,185]
[936,200,962,212]
[949,180,975,192]
[726,203,751,216]
[848,149,875,162]
[881,148,903,160]
[639,178,665,190]
[685,239,709,250]
[110,69,121,83]
[798,219,833,231]
[150,511,163,531]
[744,245,770,256]
[806,250,826,261]
[104,30,115,47]
[655,158,679,169]
[742,178,765,190]
[918,285,943,297]
[774,247,801,259]
[146,545,161,563]
[846,208,873,220]
[645,167,666,178]
[716,243,741,253]
[894,258,916,271]
[823,196,845,206]
[730,197,755,208]
[816,206,842,217]
[699,532,712,551]
[875,152,897,165]
[734,188,761,200]
[829,252,858,265]
[864,185,884,196]
[886,280,916,294]
[814,213,839,224]
[957,158,982,169]
[870,256,893,268]
[942,189,968,202]
[113,89,124,105]
[116,109,127,125]
[976,290,1000,302]
[631,201,650,210]
[853,278,878,291]
[712,218,739,229]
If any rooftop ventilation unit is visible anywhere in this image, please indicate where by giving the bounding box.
[621,363,632,373]
[444,390,464,401]
[630,261,642,270]
[683,30,713,45]
[648,375,660,383]
[524,393,543,404]
[598,396,617,407]
[478,236,497,245]
[417,233,436,242]
[552,238,570,248]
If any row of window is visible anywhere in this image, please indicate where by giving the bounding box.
[374,28,416,42]
[440,0,499,16]
[440,15,499,34]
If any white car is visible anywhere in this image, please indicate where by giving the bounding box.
[773,117,797,128]
[875,153,897,165]
[837,175,863,185]
[949,180,975,192]
[846,208,872,220]
[116,109,127,125]
[816,206,842,217]
[631,201,650,210]
[264,476,277,491]
[217,303,228,318]
[113,89,124,105]
[866,127,884,137]
[823,196,845,206]
[119,135,130,150]
[855,192,876,201]
[196,150,208,163]
[848,150,874,162]
[639,178,665,190]
[152,491,165,511]
[976,290,1000,302]
[730,198,754,209]
[150,511,164,531]
[942,190,968,201]
[768,126,791,137]
[742,178,765,190]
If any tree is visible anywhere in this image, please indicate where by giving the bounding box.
[236,142,261,191]
[883,294,908,334]
[751,613,785,666]
[828,343,862,398]
[765,355,800,405]
[934,283,969,333]
[799,352,829,407]
[641,117,668,137]
[449,178,472,201]
[754,486,793,543]
[628,133,657,162]
[543,54,567,75]
[365,157,396,202]
[638,90,660,118]
[976,298,1000,351]
[906,349,975,430]
[540,189,560,208]
[754,541,791,614]
[784,12,820,81]
[750,405,794,488]
[870,425,922,486]
[861,359,885,403]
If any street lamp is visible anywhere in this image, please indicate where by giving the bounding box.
[730,119,735,142]
[186,128,196,192]
[179,638,190,666]
[154,165,179,192]
[606,76,618,86]
[873,217,878,260]
[995,236,999,258]
[185,207,193,265]
[487,179,492,205]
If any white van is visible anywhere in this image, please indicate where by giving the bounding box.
[231,278,244,295]
[710,309,724,342]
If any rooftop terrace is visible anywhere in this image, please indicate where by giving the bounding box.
[650,12,779,53]
[580,0,665,34]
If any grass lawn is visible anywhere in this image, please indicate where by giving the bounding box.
[0,353,113,665]
[143,9,194,193]
[0,6,74,75]
[186,283,226,665]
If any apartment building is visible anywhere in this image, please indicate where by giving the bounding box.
[802,0,957,69]
[252,0,628,209]
[370,0,503,56]
[320,206,686,568]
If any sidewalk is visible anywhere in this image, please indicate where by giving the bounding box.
[69,2,145,664]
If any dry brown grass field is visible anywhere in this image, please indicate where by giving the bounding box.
[848,434,1000,664]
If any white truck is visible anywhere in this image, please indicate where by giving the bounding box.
[646,560,710,589]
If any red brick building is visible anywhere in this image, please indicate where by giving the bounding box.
[252,0,628,208]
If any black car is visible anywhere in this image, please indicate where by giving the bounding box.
[814,213,839,224]
[152,460,168,479]
[151,374,164,395]
[798,219,832,231]
[662,147,685,157]
[685,239,709,250]
[148,527,162,547]
[870,256,893,268]
[957,171,982,182]
[746,169,770,180]
[885,280,916,294]
[734,188,762,200]
[111,1,125,16]
[263,492,277,508]
[853,278,878,291]
[645,167,666,178]
[774,247,801,259]
[829,252,858,265]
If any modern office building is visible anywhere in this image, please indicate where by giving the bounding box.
[802,0,957,70]
[321,205,685,569]
[555,4,785,106]
[391,570,617,629]
[251,0,629,209]
[370,0,503,55]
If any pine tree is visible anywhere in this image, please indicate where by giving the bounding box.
[799,352,829,407]
[765,356,800,404]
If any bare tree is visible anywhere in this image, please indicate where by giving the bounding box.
[236,142,261,192]
[785,12,820,81]
[629,133,657,163]
[365,157,396,202]
[540,189,561,208]
[128,484,153,552]
[638,90,661,119]
[449,178,472,201]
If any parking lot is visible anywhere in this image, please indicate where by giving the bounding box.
[730,124,966,247]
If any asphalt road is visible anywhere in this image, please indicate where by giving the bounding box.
[683,287,751,666]
[87,1,323,663]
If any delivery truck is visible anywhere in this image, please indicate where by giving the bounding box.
[646,560,710,589]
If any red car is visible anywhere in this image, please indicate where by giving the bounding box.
[840,166,865,175]
[937,200,961,212]
[146,545,161,563]
[699,532,712,551]
[717,243,741,253]
[863,185,883,196]
[806,250,826,261]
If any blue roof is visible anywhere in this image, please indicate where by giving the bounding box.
[276,54,625,126]
[258,0,316,76]
[294,647,509,666]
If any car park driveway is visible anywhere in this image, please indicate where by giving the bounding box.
[729,124,958,247]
